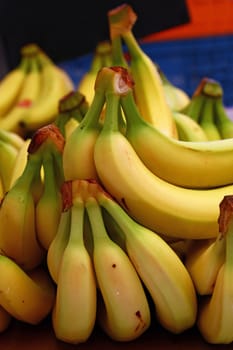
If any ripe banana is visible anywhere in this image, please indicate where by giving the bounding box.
[9,138,31,189]
[0,139,19,193]
[197,195,233,344]
[108,4,177,138]
[93,67,233,240]
[63,81,106,182]
[121,83,233,189]
[172,111,208,142]
[0,145,45,270]
[185,234,225,295]
[0,128,24,150]
[20,49,74,133]
[0,55,41,135]
[78,40,113,105]
[0,254,55,324]
[156,64,190,112]
[85,194,150,342]
[52,191,97,344]
[0,54,29,118]
[94,182,197,334]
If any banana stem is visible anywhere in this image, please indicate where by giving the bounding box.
[78,90,105,130]
[86,197,110,242]
[219,196,233,267]
[102,92,121,133]
[111,36,128,68]
[121,30,144,60]
[69,200,85,245]
[121,91,146,128]
[14,153,42,191]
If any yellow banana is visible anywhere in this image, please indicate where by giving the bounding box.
[172,111,208,142]
[108,4,177,138]
[0,254,55,324]
[52,191,97,344]
[19,50,73,133]
[9,138,31,189]
[95,183,197,334]
[0,55,29,118]
[185,234,225,295]
[63,86,106,182]
[120,80,233,189]
[0,148,45,270]
[197,195,233,344]
[78,41,112,105]
[0,55,41,135]
[0,139,19,193]
[93,67,233,240]
[156,64,190,112]
[0,129,24,150]
[85,194,150,342]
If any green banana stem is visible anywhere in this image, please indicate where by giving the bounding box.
[69,199,85,246]
[111,36,128,68]
[120,90,147,130]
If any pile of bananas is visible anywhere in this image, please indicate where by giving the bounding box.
[1,2,233,347]
[0,43,74,137]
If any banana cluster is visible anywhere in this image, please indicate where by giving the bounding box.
[0,43,74,137]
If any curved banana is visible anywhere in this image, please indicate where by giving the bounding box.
[86,195,150,341]
[95,184,197,334]
[197,195,233,344]
[0,56,29,118]
[185,234,225,295]
[172,111,208,142]
[63,89,105,181]
[199,95,221,141]
[121,88,233,189]
[157,64,190,112]
[93,69,233,240]
[19,50,73,133]
[36,152,63,250]
[108,4,177,138]
[78,41,112,105]
[52,195,97,344]
[0,150,45,270]
[0,254,55,324]
[214,96,233,139]
[0,139,19,193]
[9,138,31,189]
[0,55,41,135]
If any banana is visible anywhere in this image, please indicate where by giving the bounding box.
[85,194,150,342]
[9,138,31,189]
[94,182,197,334]
[63,80,106,182]
[0,254,55,324]
[0,55,29,118]
[93,67,233,240]
[120,81,233,189]
[185,234,225,295]
[197,195,233,344]
[0,306,12,333]
[0,139,19,193]
[52,189,97,344]
[156,64,190,112]
[0,55,41,135]
[0,129,24,150]
[214,96,233,139]
[36,152,63,250]
[108,4,177,138]
[199,95,221,141]
[172,111,208,142]
[78,41,113,105]
[0,145,45,270]
[19,49,73,133]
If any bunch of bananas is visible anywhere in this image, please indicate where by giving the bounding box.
[183,77,233,140]
[0,2,233,346]
[0,43,74,137]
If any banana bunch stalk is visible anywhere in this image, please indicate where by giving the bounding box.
[196,195,233,344]
[107,4,177,138]
[78,41,113,105]
[183,77,233,140]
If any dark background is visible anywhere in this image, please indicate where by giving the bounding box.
[0,0,190,71]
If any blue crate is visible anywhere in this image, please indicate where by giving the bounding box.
[59,35,233,107]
